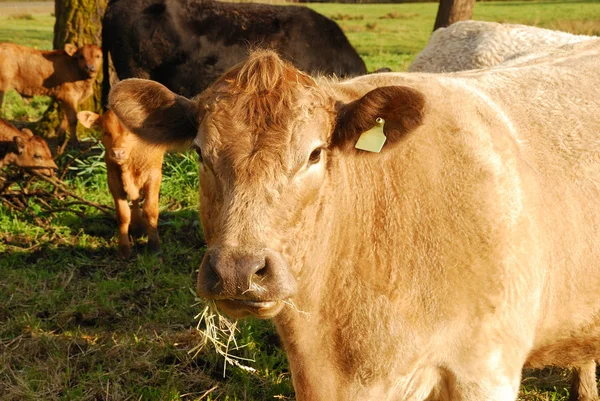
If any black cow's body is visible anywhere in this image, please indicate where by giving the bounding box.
[102,0,367,102]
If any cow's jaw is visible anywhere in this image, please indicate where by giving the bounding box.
[216,299,284,319]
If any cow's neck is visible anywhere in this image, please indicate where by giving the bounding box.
[273,149,442,400]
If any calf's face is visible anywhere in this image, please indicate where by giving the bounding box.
[77,110,132,165]
[12,130,57,176]
[108,52,425,319]
[66,44,103,77]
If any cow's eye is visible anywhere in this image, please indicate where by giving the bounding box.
[308,148,322,165]
[195,146,203,163]
[34,154,43,160]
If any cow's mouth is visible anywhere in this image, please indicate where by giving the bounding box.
[109,156,128,165]
[216,299,284,319]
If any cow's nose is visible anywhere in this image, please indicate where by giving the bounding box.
[111,148,126,160]
[86,64,96,72]
[43,168,55,177]
[201,249,270,298]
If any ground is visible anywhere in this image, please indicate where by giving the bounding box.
[1,1,599,400]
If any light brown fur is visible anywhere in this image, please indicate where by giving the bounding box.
[109,43,600,400]
[0,42,102,149]
[77,110,165,259]
[0,118,56,176]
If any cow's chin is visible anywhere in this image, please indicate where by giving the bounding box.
[216,299,285,319]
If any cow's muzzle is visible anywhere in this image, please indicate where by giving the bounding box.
[197,247,297,319]
[109,148,128,164]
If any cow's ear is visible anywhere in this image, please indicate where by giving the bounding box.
[21,128,34,137]
[108,78,200,147]
[13,136,26,154]
[77,111,100,129]
[64,43,78,56]
[333,86,426,152]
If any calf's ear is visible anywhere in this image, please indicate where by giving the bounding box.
[108,79,200,148]
[13,136,26,154]
[21,128,34,137]
[333,86,426,152]
[64,43,77,56]
[77,111,100,129]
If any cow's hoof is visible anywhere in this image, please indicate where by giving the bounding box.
[148,237,160,252]
[118,245,131,260]
[129,223,145,238]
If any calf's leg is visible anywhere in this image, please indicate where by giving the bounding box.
[56,99,80,154]
[569,361,598,401]
[130,199,145,237]
[114,198,132,259]
[63,100,79,147]
[143,175,161,252]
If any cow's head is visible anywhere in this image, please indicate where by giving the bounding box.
[8,129,57,176]
[65,44,102,77]
[77,110,134,165]
[109,50,425,319]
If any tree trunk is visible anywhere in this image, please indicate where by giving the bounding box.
[433,0,476,31]
[36,0,107,140]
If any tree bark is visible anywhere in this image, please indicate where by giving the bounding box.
[433,0,476,31]
[36,0,107,140]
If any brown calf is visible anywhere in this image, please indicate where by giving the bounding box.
[110,44,600,401]
[0,42,102,149]
[77,110,165,259]
[0,118,57,176]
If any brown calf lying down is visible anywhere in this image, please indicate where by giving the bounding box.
[0,118,57,176]
[0,42,102,149]
[77,110,165,259]
[111,43,600,401]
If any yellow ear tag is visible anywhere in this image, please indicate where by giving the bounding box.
[355,117,386,153]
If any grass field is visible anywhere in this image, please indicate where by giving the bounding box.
[1,1,599,400]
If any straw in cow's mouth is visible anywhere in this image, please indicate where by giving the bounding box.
[191,300,255,377]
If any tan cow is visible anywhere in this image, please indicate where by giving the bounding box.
[0,118,57,176]
[77,110,165,259]
[109,44,600,401]
[0,43,102,150]
[410,22,600,400]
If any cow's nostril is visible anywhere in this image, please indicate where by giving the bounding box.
[247,256,267,278]
[254,263,268,277]
[208,253,222,282]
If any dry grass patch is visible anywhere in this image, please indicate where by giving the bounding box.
[329,13,364,21]
[546,19,600,36]
[366,22,378,31]
[379,11,419,20]
[7,13,33,20]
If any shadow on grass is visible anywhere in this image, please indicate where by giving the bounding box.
[0,207,294,401]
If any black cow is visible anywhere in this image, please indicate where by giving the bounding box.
[102,0,367,102]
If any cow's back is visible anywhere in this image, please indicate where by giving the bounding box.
[408,21,593,73]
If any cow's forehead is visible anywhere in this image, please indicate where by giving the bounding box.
[201,92,331,156]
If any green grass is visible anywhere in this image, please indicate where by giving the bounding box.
[0,14,54,49]
[1,2,599,400]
